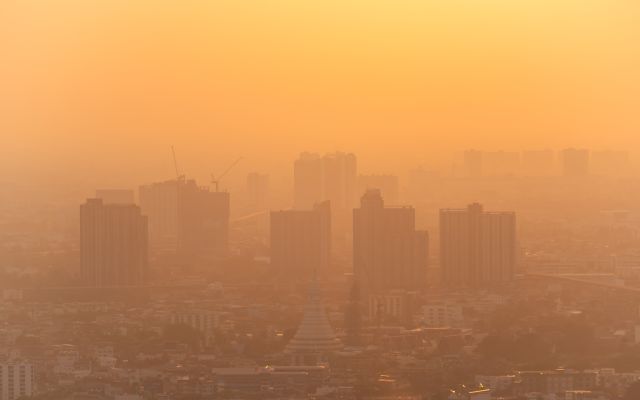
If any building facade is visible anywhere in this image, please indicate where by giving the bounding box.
[80,198,148,287]
[440,203,516,287]
[0,362,35,400]
[270,201,330,283]
[139,178,229,258]
[353,189,428,293]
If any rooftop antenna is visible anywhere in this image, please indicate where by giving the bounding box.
[211,157,243,192]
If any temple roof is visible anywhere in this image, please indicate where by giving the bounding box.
[285,278,342,354]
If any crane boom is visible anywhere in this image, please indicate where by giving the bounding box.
[171,146,183,180]
[211,157,243,191]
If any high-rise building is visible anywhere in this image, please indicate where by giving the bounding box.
[561,148,590,177]
[353,189,428,293]
[246,172,269,209]
[322,152,357,211]
[80,198,148,287]
[293,152,357,211]
[357,174,399,205]
[178,180,230,258]
[294,153,324,210]
[0,362,35,400]
[139,178,230,257]
[139,179,179,248]
[440,203,516,286]
[464,149,484,178]
[95,189,135,205]
[270,201,330,282]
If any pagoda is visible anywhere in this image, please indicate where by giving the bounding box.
[285,277,342,365]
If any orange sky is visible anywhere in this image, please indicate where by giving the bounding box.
[1,0,639,186]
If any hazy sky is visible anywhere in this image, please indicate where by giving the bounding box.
[2,0,639,187]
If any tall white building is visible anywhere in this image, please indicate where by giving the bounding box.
[0,362,35,400]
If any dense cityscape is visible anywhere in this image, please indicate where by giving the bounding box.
[4,1,640,399]
[4,149,640,399]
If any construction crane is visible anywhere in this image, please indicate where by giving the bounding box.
[211,157,242,192]
[171,145,185,181]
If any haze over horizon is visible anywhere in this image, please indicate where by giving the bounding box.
[2,0,640,189]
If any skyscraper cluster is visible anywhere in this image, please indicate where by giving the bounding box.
[461,148,629,178]
[82,177,231,287]
[81,151,521,292]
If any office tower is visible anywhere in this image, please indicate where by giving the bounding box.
[139,179,179,248]
[561,148,590,177]
[95,189,135,205]
[353,189,428,293]
[294,153,324,210]
[80,198,148,287]
[246,172,269,209]
[293,151,357,211]
[522,150,555,176]
[357,174,399,205]
[440,203,516,286]
[464,149,483,178]
[178,179,230,258]
[270,201,330,282]
[591,150,630,176]
[0,362,34,400]
[140,178,230,257]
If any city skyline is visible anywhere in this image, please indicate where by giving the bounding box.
[3,1,640,399]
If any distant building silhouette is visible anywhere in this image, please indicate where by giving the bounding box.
[464,149,484,178]
[353,189,428,293]
[591,150,630,177]
[293,152,357,210]
[561,148,590,177]
[270,201,330,283]
[95,189,135,205]
[322,152,357,211]
[294,153,324,210]
[139,179,179,248]
[179,179,230,258]
[80,198,148,287]
[440,203,516,286]
[246,172,269,209]
[139,178,230,258]
[357,174,399,205]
